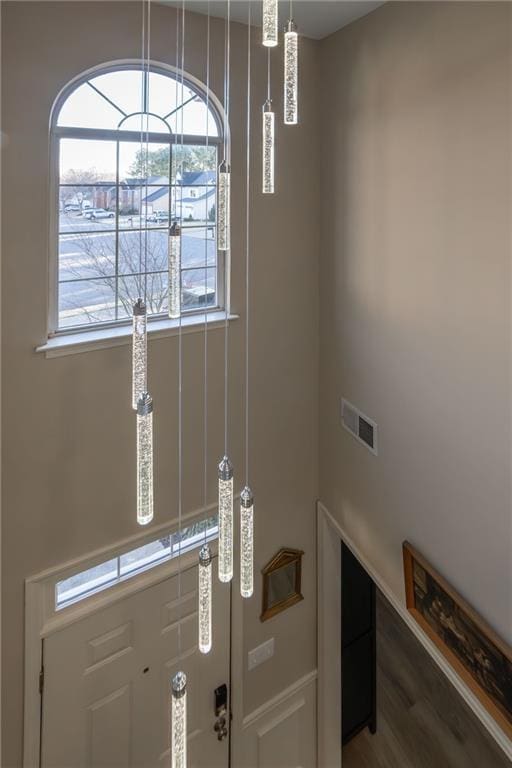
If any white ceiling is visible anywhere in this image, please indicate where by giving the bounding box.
[164,1,384,40]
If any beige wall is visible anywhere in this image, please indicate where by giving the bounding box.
[5,1,511,764]
[319,1,512,645]
[1,3,319,765]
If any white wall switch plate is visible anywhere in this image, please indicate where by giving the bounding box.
[248,638,275,671]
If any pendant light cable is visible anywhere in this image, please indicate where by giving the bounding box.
[139,0,145,282]
[177,0,186,662]
[267,46,271,102]
[245,5,251,487]
[203,1,211,534]
[197,0,213,658]
[171,4,188,767]
[143,0,151,307]
[240,3,254,599]
[223,0,231,457]
[218,0,234,585]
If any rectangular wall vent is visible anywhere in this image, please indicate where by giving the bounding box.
[341,398,378,456]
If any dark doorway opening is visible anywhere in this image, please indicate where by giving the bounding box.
[341,541,377,745]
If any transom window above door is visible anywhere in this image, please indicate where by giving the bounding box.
[51,64,224,333]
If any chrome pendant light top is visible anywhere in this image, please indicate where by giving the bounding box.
[133,297,146,315]
[240,485,253,510]
[137,390,153,416]
[171,670,187,698]
[218,454,234,481]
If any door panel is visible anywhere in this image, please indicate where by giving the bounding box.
[87,684,132,767]
[41,558,229,768]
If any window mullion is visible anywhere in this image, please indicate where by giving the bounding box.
[115,140,120,321]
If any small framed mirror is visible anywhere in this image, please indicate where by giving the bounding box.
[261,548,304,622]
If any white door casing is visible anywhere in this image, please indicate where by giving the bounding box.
[41,558,230,768]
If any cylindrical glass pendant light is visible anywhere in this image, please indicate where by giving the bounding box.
[284,20,298,125]
[218,456,234,582]
[198,543,212,654]
[262,99,275,194]
[218,160,231,251]
[262,0,278,47]
[240,486,254,598]
[171,671,187,768]
[136,392,153,526]
[132,299,147,410]
[168,222,181,319]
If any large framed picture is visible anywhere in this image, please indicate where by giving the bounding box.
[403,541,512,738]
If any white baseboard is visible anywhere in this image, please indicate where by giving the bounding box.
[318,501,512,763]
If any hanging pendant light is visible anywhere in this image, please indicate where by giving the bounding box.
[262,0,278,47]
[168,222,181,319]
[240,486,254,598]
[198,543,212,653]
[132,299,147,410]
[262,99,275,194]
[284,19,298,124]
[171,671,187,768]
[171,4,188,764]
[137,391,153,525]
[197,5,214,658]
[218,456,234,582]
[218,160,230,251]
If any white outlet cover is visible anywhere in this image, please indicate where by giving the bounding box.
[248,638,275,671]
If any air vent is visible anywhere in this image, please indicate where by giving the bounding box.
[341,399,378,456]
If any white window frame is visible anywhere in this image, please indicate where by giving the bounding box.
[55,516,218,610]
[47,59,230,343]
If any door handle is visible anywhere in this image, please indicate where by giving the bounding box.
[214,716,228,740]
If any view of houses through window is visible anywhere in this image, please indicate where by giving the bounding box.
[54,66,222,331]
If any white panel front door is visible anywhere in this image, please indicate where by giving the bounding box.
[41,559,230,768]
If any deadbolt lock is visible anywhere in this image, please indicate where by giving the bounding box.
[213,684,228,740]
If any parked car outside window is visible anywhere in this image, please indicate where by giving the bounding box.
[147,211,169,223]
[83,208,115,220]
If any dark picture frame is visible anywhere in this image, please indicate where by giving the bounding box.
[261,548,304,622]
[403,541,512,738]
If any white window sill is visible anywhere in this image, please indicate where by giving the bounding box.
[36,311,238,359]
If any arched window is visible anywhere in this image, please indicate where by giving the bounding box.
[51,62,223,332]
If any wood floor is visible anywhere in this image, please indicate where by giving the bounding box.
[342,591,512,768]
